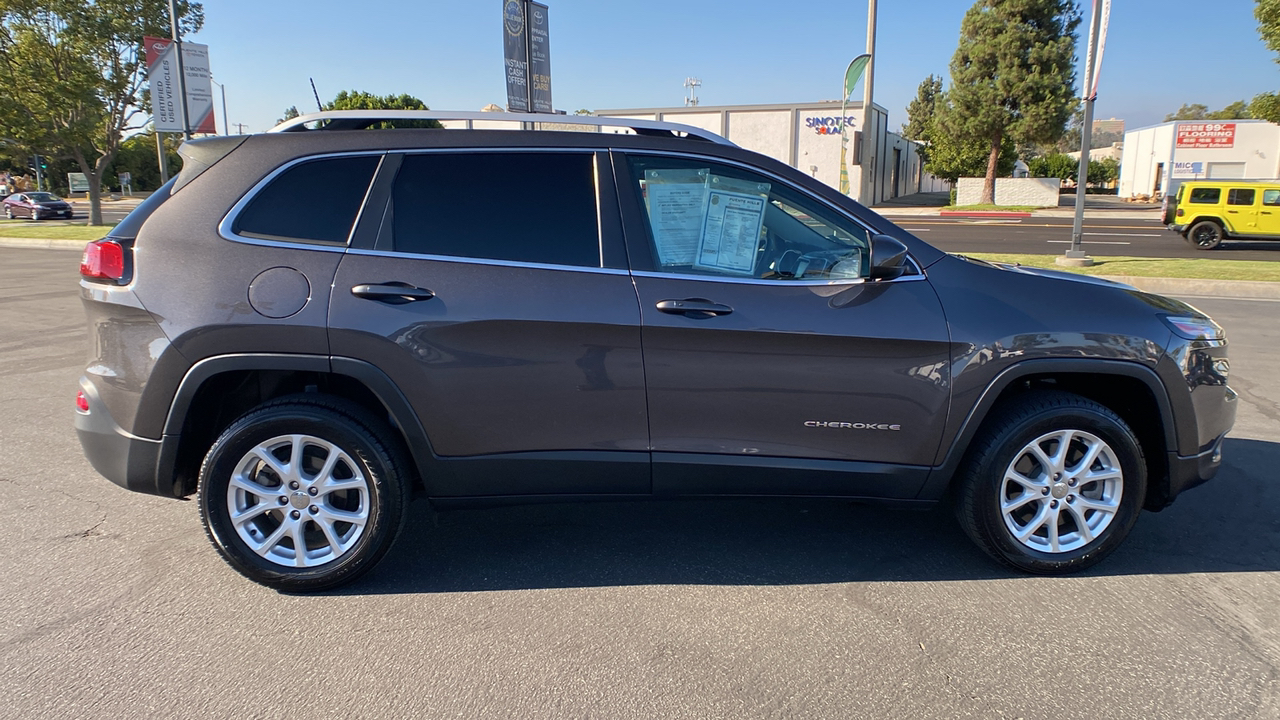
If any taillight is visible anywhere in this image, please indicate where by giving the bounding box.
[75,390,90,413]
[80,239,125,281]
[1176,208,1184,217]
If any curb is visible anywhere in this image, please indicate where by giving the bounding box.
[1105,275,1280,300]
[939,211,1032,219]
[0,237,86,250]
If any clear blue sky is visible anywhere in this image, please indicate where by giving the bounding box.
[190,0,1277,136]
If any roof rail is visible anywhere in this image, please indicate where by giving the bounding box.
[268,110,736,146]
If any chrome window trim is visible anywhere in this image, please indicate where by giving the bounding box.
[388,147,608,270]
[218,150,387,251]
[630,261,926,287]
[346,248,632,276]
[616,149,927,283]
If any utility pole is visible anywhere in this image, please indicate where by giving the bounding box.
[859,0,877,207]
[211,79,229,136]
[170,0,191,140]
[1061,0,1106,268]
[233,123,248,135]
[33,154,44,192]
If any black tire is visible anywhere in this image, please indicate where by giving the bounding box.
[954,391,1146,574]
[197,397,409,592]
[1186,220,1223,250]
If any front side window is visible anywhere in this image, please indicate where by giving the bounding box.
[1188,187,1221,204]
[1227,188,1256,206]
[1263,189,1280,206]
[626,155,870,281]
[390,152,600,268]
[234,155,380,244]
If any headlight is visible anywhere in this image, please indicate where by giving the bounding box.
[1162,315,1225,341]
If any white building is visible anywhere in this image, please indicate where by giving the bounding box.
[1119,119,1280,199]
[594,101,947,206]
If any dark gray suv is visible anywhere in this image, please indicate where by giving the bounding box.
[74,111,1236,591]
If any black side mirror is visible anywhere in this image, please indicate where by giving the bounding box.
[869,235,909,280]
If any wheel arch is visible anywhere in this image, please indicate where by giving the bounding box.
[920,359,1178,511]
[1183,215,1233,237]
[158,354,437,497]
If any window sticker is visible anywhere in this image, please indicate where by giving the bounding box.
[644,168,708,266]
[692,175,770,276]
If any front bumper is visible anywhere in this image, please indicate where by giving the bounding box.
[1166,431,1229,502]
[74,377,170,497]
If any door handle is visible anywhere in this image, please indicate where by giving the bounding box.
[351,282,435,304]
[1263,211,1273,215]
[656,298,734,318]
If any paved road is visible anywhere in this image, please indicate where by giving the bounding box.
[886,215,1280,261]
[2,246,1278,719]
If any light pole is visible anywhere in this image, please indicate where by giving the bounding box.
[1061,0,1109,268]
[210,78,229,136]
[859,0,877,207]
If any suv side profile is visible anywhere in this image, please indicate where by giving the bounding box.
[1165,179,1280,249]
[76,111,1236,591]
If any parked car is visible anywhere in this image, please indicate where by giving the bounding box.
[75,111,1236,591]
[1165,180,1280,249]
[4,191,74,220]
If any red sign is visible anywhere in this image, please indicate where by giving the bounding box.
[1176,123,1236,149]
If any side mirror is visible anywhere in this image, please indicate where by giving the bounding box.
[869,235,909,280]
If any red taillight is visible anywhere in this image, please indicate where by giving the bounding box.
[1176,208,1184,217]
[75,390,90,413]
[80,239,124,280]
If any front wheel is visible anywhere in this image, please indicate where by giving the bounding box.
[198,398,409,592]
[1186,220,1223,250]
[954,391,1146,574]
[4,207,11,219]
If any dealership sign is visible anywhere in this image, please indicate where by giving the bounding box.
[145,36,216,134]
[1176,123,1235,149]
[502,1,552,113]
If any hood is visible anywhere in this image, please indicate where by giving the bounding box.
[960,256,1137,291]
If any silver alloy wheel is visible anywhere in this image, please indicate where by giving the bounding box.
[999,429,1123,553]
[4,207,11,219]
[226,433,370,567]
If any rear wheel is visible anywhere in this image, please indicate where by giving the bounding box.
[197,398,409,592]
[955,391,1146,574]
[1186,220,1223,250]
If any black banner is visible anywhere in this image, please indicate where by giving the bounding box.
[527,2,552,113]
[502,0,529,112]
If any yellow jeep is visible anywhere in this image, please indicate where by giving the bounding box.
[1165,180,1280,250]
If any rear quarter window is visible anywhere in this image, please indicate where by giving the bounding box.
[1188,188,1221,204]
[233,155,380,245]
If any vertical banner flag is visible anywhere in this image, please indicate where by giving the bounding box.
[145,36,217,133]
[502,1,530,112]
[1082,0,1111,100]
[528,2,553,113]
[839,54,871,195]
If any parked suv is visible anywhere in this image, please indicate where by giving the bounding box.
[1165,179,1280,249]
[75,111,1236,591]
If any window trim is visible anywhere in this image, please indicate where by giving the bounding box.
[613,149,921,285]
[346,247,631,276]
[218,150,387,252]
[1226,188,1257,206]
[376,147,609,270]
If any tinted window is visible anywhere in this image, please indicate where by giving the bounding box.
[1189,188,1221,204]
[235,155,380,244]
[1227,188,1256,206]
[626,154,871,281]
[391,152,600,267]
[1264,189,1280,206]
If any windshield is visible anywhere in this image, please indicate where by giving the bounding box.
[27,192,59,202]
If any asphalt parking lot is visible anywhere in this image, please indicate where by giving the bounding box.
[2,246,1277,719]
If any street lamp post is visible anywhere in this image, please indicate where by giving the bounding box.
[210,78,229,136]
[859,0,877,207]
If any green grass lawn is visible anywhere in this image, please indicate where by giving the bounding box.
[944,204,1044,212]
[0,222,115,241]
[966,253,1280,283]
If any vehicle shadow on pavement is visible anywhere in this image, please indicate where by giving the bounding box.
[336,437,1280,595]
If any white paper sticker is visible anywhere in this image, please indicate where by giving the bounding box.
[644,169,707,266]
[693,176,770,276]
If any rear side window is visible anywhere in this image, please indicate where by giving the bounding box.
[390,152,600,267]
[234,155,380,244]
[1188,188,1221,204]
[1227,188,1256,206]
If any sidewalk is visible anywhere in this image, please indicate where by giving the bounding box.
[874,191,1161,221]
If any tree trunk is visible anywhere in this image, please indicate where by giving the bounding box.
[72,149,103,226]
[981,131,1001,206]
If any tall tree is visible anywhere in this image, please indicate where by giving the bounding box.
[0,0,203,225]
[1250,92,1280,123]
[934,0,1080,205]
[902,75,943,143]
[1206,100,1250,119]
[1257,0,1280,63]
[1164,103,1209,122]
[323,91,443,129]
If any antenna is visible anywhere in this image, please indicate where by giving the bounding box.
[309,78,323,112]
[683,77,701,107]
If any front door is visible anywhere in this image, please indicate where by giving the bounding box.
[615,152,952,498]
[1259,188,1280,235]
[329,150,649,496]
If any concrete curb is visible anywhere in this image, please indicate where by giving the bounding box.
[0,237,86,250]
[939,211,1032,219]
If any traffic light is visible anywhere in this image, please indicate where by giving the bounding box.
[39,157,47,170]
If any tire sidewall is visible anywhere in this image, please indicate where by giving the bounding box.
[198,407,400,591]
[977,405,1145,573]
[1187,221,1222,250]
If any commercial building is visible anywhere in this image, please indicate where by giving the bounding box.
[1119,119,1280,199]
[595,101,946,205]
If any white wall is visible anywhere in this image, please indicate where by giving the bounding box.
[955,178,1059,206]
[1119,121,1280,198]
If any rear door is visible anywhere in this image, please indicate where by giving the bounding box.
[329,149,649,496]
[614,152,952,498]
[1226,187,1259,234]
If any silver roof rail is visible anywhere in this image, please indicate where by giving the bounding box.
[268,110,736,146]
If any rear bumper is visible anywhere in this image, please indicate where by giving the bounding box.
[74,377,171,497]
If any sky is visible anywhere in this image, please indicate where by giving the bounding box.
[187,0,1278,136]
